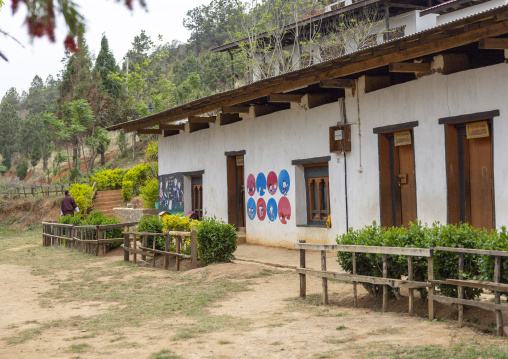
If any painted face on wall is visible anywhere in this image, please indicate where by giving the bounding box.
[256,172,267,196]
[278,196,291,224]
[267,198,278,222]
[247,198,256,220]
[247,174,256,196]
[278,170,290,196]
[257,198,266,221]
[267,171,278,195]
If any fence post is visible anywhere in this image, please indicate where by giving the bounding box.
[299,240,306,299]
[428,250,435,320]
[164,232,171,269]
[353,252,358,307]
[152,234,156,268]
[191,227,198,269]
[458,246,464,327]
[408,256,414,315]
[133,234,138,264]
[176,236,181,271]
[123,233,130,262]
[382,254,388,312]
[494,256,504,336]
[321,250,328,305]
[142,235,147,261]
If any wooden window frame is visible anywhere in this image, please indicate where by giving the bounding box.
[191,175,203,220]
[304,164,330,226]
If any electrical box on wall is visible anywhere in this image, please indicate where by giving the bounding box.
[329,124,351,152]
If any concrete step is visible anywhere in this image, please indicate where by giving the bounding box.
[94,200,123,206]
[237,235,246,245]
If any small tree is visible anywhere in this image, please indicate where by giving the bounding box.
[16,158,29,180]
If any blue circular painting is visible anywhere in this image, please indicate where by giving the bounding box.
[278,169,290,196]
[256,172,266,196]
[267,198,278,222]
[247,198,256,220]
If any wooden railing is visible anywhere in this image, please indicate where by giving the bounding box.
[122,228,198,271]
[42,221,138,256]
[295,241,508,336]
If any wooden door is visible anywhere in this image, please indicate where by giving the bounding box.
[379,132,417,227]
[450,125,494,230]
[227,155,246,228]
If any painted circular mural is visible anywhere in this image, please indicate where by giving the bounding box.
[267,198,278,222]
[257,198,267,221]
[278,169,290,196]
[267,171,278,195]
[256,172,267,196]
[278,197,291,224]
[247,198,256,220]
[246,174,256,197]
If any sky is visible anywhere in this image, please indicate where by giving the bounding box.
[0,0,210,97]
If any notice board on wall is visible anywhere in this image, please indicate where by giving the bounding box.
[159,173,184,214]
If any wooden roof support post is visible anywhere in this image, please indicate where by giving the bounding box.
[389,62,431,73]
[188,115,217,124]
[478,37,508,49]
[319,79,356,89]
[268,93,304,103]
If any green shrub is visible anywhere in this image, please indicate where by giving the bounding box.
[57,214,84,226]
[83,210,123,249]
[69,183,94,215]
[15,158,29,180]
[479,227,508,296]
[122,163,156,199]
[196,216,237,265]
[122,180,134,201]
[337,221,487,300]
[162,213,200,255]
[137,215,165,250]
[89,168,127,191]
[140,178,159,208]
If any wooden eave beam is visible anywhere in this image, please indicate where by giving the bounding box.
[251,104,289,117]
[222,105,250,114]
[188,115,217,123]
[218,113,242,126]
[478,37,508,49]
[319,79,356,89]
[268,93,304,103]
[137,129,162,135]
[385,2,426,10]
[159,124,185,131]
[111,8,508,133]
[389,62,431,73]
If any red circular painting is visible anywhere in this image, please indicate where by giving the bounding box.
[257,198,266,221]
[267,171,278,195]
[246,174,256,196]
[278,197,291,224]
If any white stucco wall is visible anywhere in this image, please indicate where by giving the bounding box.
[159,62,508,248]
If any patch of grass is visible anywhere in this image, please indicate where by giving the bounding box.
[67,343,92,353]
[149,349,182,359]
[313,350,338,358]
[271,341,282,345]
[325,337,351,344]
[367,327,399,335]
[64,332,99,341]
[336,325,347,330]
[109,335,126,342]
[366,342,508,358]
[244,269,276,279]
[218,340,232,344]
[267,323,284,328]
[7,328,41,344]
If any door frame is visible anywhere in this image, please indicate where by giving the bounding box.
[225,150,246,228]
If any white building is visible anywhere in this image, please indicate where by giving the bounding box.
[109,3,508,248]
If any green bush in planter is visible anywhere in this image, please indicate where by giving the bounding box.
[196,216,237,265]
[137,215,165,250]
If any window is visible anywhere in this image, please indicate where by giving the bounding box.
[191,176,203,220]
[305,165,330,225]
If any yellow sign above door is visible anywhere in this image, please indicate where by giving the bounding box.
[466,121,489,139]
[394,130,412,146]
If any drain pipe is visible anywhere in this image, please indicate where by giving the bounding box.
[341,98,349,233]
[356,79,363,173]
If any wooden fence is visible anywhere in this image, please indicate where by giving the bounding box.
[2,185,67,198]
[42,221,138,256]
[295,241,508,336]
[122,228,198,271]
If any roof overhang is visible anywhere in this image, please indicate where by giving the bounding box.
[107,4,508,133]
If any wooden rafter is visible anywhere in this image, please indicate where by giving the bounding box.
[222,105,250,114]
[251,104,289,117]
[319,79,356,89]
[106,7,508,133]
[478,37,508,49]
[188,115,217,123]
[137,129,162,135]
[159,124,185,131]
[268,93,304,103]
[389,62,431,73]
[218,113,242,126]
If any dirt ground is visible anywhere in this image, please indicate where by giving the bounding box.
[1,231,508,359]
